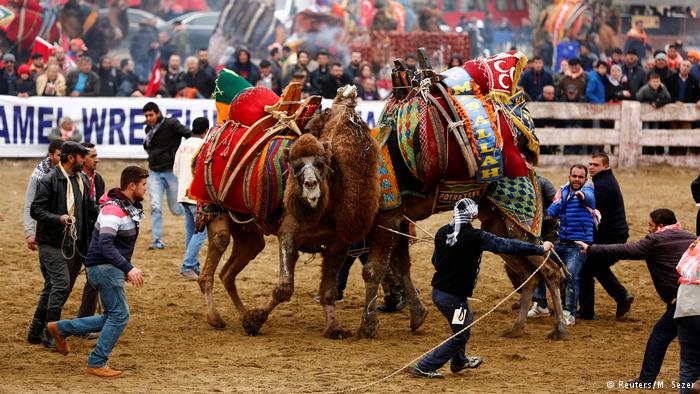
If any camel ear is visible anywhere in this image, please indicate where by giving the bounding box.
[281,147,290,162]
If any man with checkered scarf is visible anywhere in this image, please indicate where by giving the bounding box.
[411,198,553,379]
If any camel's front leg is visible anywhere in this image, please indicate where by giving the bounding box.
[319,242,353,339]
[241,225,299,336]
[198,214,231,329]
[542,259,569,340]
[500,254,537,338]
[389,228,427,332]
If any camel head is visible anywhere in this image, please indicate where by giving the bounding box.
[283,134,331,222]
[333,85,358,109]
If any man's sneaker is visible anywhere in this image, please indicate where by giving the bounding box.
[86,366,123,378]
[410,365,444,379]
[527,302,550,318]
[79,332,99,340]
[180,270,199,281]
[378,296,409,313]
[563,310,576,326]
[450,356,483,373]
[46,322,70,356]
[616,295,634,319]
[148,240,165,250]
[313,295,345,303]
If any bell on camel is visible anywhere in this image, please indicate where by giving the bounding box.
[215,68,254,124]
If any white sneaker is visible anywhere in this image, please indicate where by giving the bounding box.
[527,302,550,318]
[563,310,576,326]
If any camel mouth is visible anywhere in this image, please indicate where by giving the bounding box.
[306,196,319,208]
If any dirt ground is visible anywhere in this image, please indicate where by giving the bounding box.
[0,159,698,393]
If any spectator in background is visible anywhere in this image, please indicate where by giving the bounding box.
[184,56,215,98]
[579,44,599,72]
[608,48,624,68]
[256,60,281,94]
[309,50,329,96]
[158,31,176,64]
[130,20,159,81]
[553,58,568,87]
[557,57,587,99]
[290,70,312,98]
[36,64,66,97]
[53,47,75,74]
[49,117,83,143]
[404,54,418,72]
[285,49,310,86]
[131,79,169,98]
[688,51,700,81]
[117,59,138,97]
[353,61,374,87]
[643,58,655,74]
[29,53,45,76]
[15,65,36,97]
[320,62,351,99]
[666,44,683,71]
[358,76,380,100]
[197,49,216,80]
[344,51,363,81]
[585,61,608,104]
[650,51,675,88]
[226,49,260,85]
[172,21,189,60]
[163,54,185,97]
[536,84,556,102]
[622,49,647,97]
[67,38,88,62]
[636,73,672,108]
[605,64,632,102]
[97,56,118,97]
[624,20,651,62]
[668,60,700,104]
[449,56,463,68]
[267,46,283,82]
[519,56,553,101]
[1,53,17,95]
[66,56,100,97]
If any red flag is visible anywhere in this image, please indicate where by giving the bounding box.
[29,36,54,64]
[145,56,162,97]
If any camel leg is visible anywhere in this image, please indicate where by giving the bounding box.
[501,255,538,338]
[389,228,427,332]
[219,228,265,317]
[241,221,299,336]
[319,242,353,339]
[358,213,400,339]
[542,260,570,340]
[198,214,231,329]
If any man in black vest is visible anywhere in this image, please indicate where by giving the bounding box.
[578,152,634,320]
[142,102,191,250]
[411,199,552,378]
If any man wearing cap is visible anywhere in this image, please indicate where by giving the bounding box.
[66,56,100,97]
[28,141,95,347]
[622,49,648,98]
[0,53,17,95]
[29,53,46,76]
[68,38,88,62]
[411,199,553,378]
[649,51,675,89]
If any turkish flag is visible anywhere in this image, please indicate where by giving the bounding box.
[145,56,162,97]
[29,36,54,63]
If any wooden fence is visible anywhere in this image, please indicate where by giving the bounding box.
[528,101,700,168]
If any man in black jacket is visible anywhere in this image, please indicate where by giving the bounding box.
[28,141,95,347]
[411,199,553,378]
[668,60,700,103]
[622,50,647,98]
[320,63,351,99]
[578,152,634,320]
[142,102,191,250]
[576,208,697,386]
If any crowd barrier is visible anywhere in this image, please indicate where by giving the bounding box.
[0,96,697,168]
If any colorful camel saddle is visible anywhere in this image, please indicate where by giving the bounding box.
[486,170,543,237]
[189,81,321,231]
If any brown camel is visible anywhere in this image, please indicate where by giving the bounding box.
[355,54,569,341]
[198,85,380,338]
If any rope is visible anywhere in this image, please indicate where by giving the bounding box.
[402,215,436,239]
[330,251,553,394]
[60,217,85,260]
[376,224,432,243]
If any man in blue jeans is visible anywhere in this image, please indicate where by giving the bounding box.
[47,166,148,378]
[173,117,208,280]
[532,164,595,326]
[142,101,191,250]
[411,198,553,378]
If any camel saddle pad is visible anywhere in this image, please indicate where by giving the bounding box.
[486,171,543,237]
[242,136,295,225]
[371,126,401,211]
[433,180,488,213]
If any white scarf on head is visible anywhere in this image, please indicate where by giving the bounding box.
[58,164,84,217]
[446,198,479,246]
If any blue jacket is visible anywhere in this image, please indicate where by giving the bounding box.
[547,184,596,243]
[585,71,606,104]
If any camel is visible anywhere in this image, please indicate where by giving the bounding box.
[354,52,570,341]
[198,85,381,338]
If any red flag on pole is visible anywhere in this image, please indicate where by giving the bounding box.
[145,56,162,97]
[29,36,54,64]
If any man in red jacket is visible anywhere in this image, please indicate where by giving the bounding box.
[577,208,697,387]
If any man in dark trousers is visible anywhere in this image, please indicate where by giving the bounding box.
[576,208,697,386]
[411,199,553,378]
[142,102,191,250]
[578,152,634,320]
[28,142,95,347]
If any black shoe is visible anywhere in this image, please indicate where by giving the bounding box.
[28,333,44,344]
[616,295,634,319]
[410,365,444,379]
[396,297,409,311]
[27,318,46,344]
[377,302,398,313]
[450,356,483,373]
[576,309,596,320]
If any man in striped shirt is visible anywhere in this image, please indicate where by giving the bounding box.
[46,166,148,378]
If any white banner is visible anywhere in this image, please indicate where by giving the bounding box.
[0,95,387,158]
